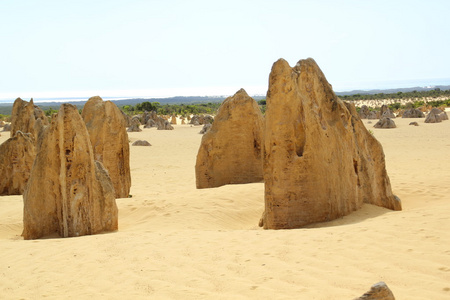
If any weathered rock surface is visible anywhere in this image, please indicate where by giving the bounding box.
[190,115,214,126]
[439,111,448,120]
[2,123,11,131]
[82,96,131,199]
[374,117,396,129]
[381,107,396,119]
[402,108,424,118]
[199,123,212,134]
[0,131,36,195]
[195,88,264,189]
[10,97,49,141]
[22,104,118,240]
[409,122,419,126]
[424,108,442,123]
[127,116,142,132]
[170,115,177,125]
[121,110,132,127]
[260,58,401,229]
[132,140,151,146]
[144,119,157,128]
[354,282,395,300]
[156,118,174,130]
[359,105,370,119]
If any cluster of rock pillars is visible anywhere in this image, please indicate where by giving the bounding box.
[1,57,402,240]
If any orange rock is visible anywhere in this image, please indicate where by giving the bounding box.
[260,58,401,229]
[354,282,395,300]
[10,98,48,141]
[195,89,264,188]
[23,104,118,239]
[82,96,131,198]
[0,131,36,195]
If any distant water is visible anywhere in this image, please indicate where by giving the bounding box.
[1,78,449,104]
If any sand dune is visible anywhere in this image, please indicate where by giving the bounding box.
[1,117,449,299]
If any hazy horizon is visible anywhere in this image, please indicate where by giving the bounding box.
[1,77,449,104]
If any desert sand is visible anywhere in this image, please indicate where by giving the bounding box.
[1,115,449,299]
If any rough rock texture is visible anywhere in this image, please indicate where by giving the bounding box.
[127,116,142,132]
[22,104,118,240]
[82,96,131,199]
[374,117,396,129]
[359,105,378,120]
[121,110,132,127]
[260,58,401,229]
[359,105,370,119]
[132,140,151,146]
[195,89,264,189]
[2,123,11,131]
[190,115,214,126]
[402,108,424,118]
[199,123,212,134]
[353,282,395,300]
[409,122,419,126]
[170,115,177,125]
[10,97,49,141]
[144,119,157,128]
[381,107,396,119]
[439,111,448,120]
[425,108,442,123]
[0,120,4,127]
[156,118,174,130]
[0,131,36,195]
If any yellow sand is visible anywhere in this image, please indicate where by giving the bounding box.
[1,117,449,299]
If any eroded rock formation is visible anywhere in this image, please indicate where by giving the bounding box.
[353,282,395,300]
[374,117,396,129]
[199,123,212,134]
[260,58,401,229]
[22,104,118,240]
[195,89,264,189]
[381,107,396,119]
[127,116,142,132]
[424,108,442,123]
[190,115,214,126]
[439,111,448,120]
[402,108,424,118]
[132,140,151,146]
[0,131,36,195]
[10,97,48,141]
[156,118,174,130]
[82,96,131,198]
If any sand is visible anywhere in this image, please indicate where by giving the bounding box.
[1,116,449,299]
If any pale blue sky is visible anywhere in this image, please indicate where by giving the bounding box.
[1,0,449,99]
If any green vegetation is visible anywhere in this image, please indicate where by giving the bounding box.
[340,88,450,101]
[386,99,450,111]
[120,101,222,116]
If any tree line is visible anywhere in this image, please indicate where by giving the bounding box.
[339,88,450,101]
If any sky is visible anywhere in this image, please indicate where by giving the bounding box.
[1,0,449,100]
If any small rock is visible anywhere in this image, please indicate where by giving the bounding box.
[409,122,419,126]
[354,281,395,300]
[132,140,152,146]
[374,117,396,129]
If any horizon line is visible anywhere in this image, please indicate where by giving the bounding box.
[1,80,450,103]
